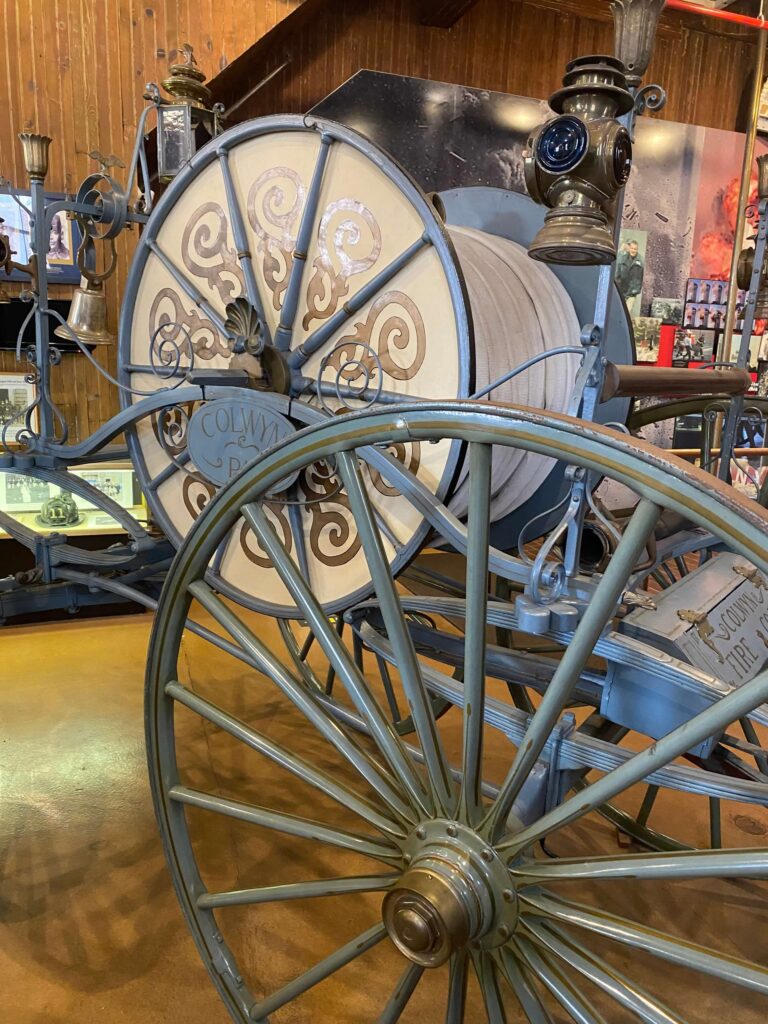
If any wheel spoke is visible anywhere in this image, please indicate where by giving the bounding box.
[636,784,660,828]
[242,501,432,817]
[189,578,416,824]
[169,786,402,865]
[472,950,507,1024]
[249,922,387,1021]
[166,681,404,839]
[278,619,324,691]
[198,874,398,909]
[709,797,722,849]
[272,133,333,351]
[520,891,768,994]
[217,148,271,343]
[522,919,687,1024]
[445,950,469,1024]
[148,239,230,336]
[337,449,456,815]
[495,948,555,1024]
[378,962,425,1023]
[741,716,768,774]
[290,233,430,369]
[511,847,768,885]
[499,664,768,857]
[458,443,492,825]
[485,498,661,840]
[288,497,311,584]
[515,936,609,1024]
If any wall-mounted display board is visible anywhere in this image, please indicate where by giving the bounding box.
[0,191,83,284]
[0,462,145,537]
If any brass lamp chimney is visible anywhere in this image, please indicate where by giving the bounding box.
[18,132,52,181]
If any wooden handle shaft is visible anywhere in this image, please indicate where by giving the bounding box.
[601,364,752,401]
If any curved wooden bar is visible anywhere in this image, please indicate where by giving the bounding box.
[601,363,752,401]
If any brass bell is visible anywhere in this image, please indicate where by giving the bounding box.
[54,275,114,346]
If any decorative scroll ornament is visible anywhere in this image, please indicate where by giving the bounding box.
[300,461,361,567]
[181,201,244,304]
[366,440,422,498]
[182,472,216,520]
[303,199,382,330]
[247,166,306,311]
[224,297,264,354]
[327,290,426,383]
[152,403,194,458]
[240,504,293,567]
[149,287,229,361]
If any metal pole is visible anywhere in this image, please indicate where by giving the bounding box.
[722,30,767,365]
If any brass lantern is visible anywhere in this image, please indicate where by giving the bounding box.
[524,56,634,265]
[157,44,219,182]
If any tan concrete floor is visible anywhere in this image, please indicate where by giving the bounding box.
[2,609,768,1022]
[0,613,224,1024]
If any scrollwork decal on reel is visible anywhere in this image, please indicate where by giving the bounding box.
[149,288,230,361]
[327,290,426,382]
[303,199,382,330]
[247,166,306,311]
[181,202,245,304]
[300,460,360,567]
[239,504,293,568]
[366,440,422,498]
[182,472,217,520]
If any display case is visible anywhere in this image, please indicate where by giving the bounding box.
[0,460,146,537]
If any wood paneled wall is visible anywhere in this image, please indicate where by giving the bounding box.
[0,0,760,440]
[221,0,758,133]
[0,0,302,440]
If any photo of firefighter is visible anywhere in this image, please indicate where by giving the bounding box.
[615,229,647,317]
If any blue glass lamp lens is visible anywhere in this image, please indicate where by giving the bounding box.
[536,116,588,174]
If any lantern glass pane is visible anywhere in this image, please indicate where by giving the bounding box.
[158,104,192,179]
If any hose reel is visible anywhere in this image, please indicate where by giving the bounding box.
[118,116,632,614]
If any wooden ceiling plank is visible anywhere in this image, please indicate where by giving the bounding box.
[418,1,481,28]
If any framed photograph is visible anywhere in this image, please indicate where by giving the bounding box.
[69,467,139,511]
[0,472,52,511]
[731,332,766,371]
[672,328,715,365]
[0,191,83,284]
[631,316,662,363]
[0,372,37,445]
[650,297,684,324]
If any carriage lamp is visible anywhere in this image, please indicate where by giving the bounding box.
[736,154,768,317]
[524,55,634,265]
[156,44,221,182]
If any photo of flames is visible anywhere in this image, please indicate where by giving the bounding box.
[690,131,768,281]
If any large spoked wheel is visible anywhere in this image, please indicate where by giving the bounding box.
[147,403,768,1023]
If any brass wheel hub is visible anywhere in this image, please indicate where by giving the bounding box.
[383,820,518,967]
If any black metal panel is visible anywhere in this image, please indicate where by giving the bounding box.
[311,69,548,197]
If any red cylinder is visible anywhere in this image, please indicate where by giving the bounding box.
[657,323,676,367]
